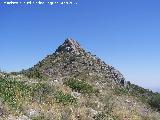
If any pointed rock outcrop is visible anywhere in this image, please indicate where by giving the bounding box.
[55,38,84,54]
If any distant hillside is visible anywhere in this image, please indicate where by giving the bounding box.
[0,38,160,120]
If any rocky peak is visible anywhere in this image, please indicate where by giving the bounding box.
[55,38,83,54]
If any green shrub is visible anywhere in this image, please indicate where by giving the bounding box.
[94,112,106,120]
[149,94,160,111]
[114,87,128,95]
[54,91,77,105]
[31,114,50,120]
[64,79,95,94]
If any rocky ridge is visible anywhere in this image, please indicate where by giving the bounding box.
[32,38,126,86]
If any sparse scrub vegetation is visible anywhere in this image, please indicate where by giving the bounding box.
[0,77,77,114]
[22,69,44,79]
[94,112,116,120]
[32,82,77,105]
[114,87,129,95]
[114,84,155,105]
[0,78,31,110]
[103,95,114,114]
[31,83,54,103]
[149,94,160,111]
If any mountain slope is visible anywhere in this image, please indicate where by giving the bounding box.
[0,38,160,120]
[25,38,125,85]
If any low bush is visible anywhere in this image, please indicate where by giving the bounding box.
[31,114,50,120]
[64,79,96,94]
[54,91,77,105]
[114,87,128,95]
[23,69,44,79]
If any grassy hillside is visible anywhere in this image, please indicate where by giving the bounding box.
[0,71,160,120]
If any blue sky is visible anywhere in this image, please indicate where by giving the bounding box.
[0,0,160,91]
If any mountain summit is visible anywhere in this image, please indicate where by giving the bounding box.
[55,38,84,54]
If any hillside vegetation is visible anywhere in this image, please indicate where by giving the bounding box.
[0,39,160,120]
